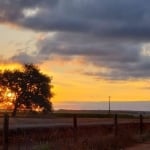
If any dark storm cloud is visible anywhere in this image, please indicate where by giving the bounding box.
[11,52,38,64]
[0,0,150,39]
[0,0,58,23]
[37,32,140,62]
[10,29,150,80]
[2,0,150,80]
[35,32,150,80]
[11,51,51,64]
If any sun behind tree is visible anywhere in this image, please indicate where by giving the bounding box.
[0,64,53,117]
[0,87,16,110]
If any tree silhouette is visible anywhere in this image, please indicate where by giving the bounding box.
[0,64,53,116]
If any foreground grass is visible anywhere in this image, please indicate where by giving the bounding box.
[0,123,148,150]
[0,111,150,149]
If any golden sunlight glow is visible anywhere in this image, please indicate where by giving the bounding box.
[0,87,16,109]
[40,60,150,103]
[6,90,16,101]
[32,104,43,112]
[0,61,149,111]
[7,92,13,98]
[0,62,22,72]
[0,63,20,110]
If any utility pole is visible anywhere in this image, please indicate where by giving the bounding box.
[109,96,111,113]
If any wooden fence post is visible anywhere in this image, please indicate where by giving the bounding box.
[114,114,118,136]
[3,113,9,150]
[73,114,77,129]
[73,114,77,142]
[139,114,143,135]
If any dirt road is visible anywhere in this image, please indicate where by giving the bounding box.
[0,117,147,129]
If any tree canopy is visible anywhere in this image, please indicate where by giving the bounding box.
[0,64,53,116]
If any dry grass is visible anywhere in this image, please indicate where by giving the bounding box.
[0,114,150,150]
[0,123,148,150]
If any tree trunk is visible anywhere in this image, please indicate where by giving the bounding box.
[11,102,18,117]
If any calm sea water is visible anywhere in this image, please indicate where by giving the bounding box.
[53,101,150,111]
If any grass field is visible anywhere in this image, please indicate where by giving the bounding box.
[0,110,150,150]
[1,122,150,150]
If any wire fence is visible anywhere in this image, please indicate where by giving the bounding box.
[0,112,150,150]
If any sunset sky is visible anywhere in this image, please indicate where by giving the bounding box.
[0,0,150,104]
